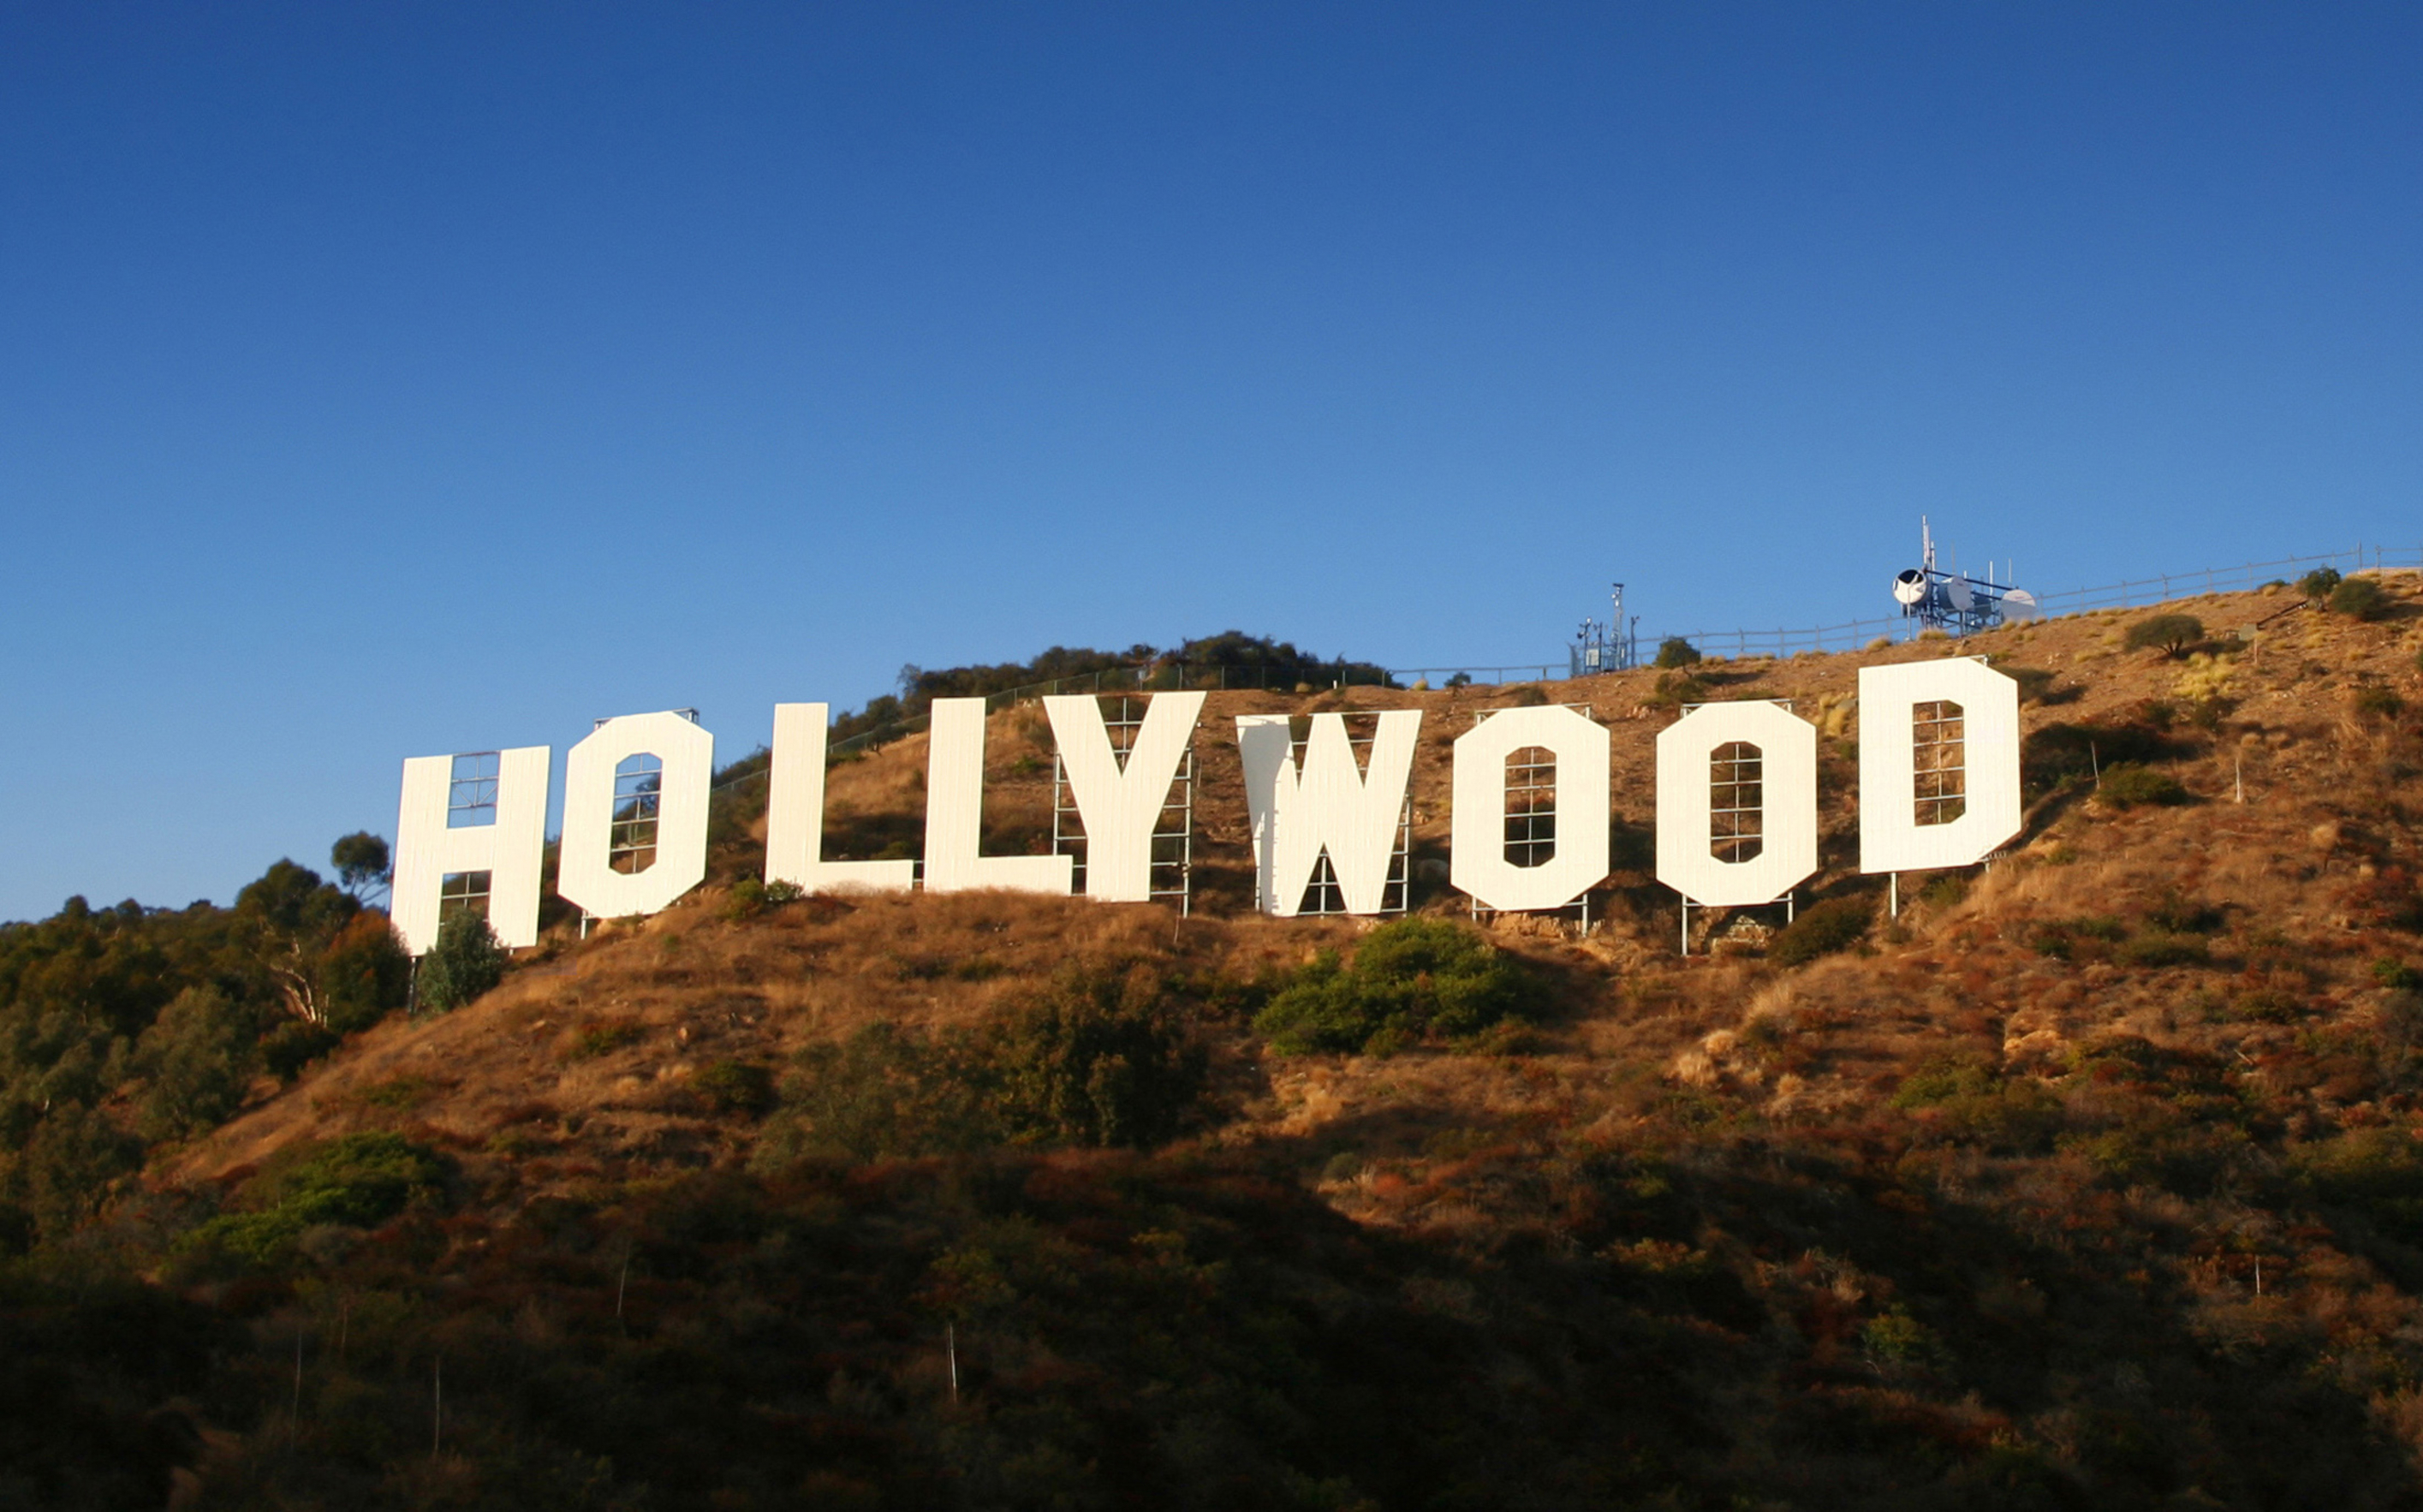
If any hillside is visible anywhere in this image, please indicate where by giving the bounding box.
[14,574,2423,1510]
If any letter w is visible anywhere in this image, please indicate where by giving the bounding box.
[1235,711,1420,916]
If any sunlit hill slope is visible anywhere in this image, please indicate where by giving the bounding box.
[13,575,2423,1510]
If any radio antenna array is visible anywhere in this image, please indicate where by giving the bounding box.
[1570,582,1637,676]
[1891,516,2032,636]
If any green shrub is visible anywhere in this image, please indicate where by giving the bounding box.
[694,1058,777,1116]
[722,877,769,920]
[416,909,506,1012]
[567,1017,645,1059]
[2357,684,2405,719]
[1890,1057,2065,1152]
[1860,1307,1947,1372]
[719,877,802,921]
[2031,914,2129,959]
[2331,577,2391,621]
[2374,959,2423,992]
[758,1024,984,1163]
[2293,1129,2423,1244]
[188,1131,448,1264]
[2145,893,2224,934]
[985,964,1208,1146]
[2225,987,2301,1023]
[759,963,1211,1159]
[1769,897,1872,967]
[2299,566,2343,603]
[1654,637,1702,669]
[2097,764,2188,808]
[2022,719,2182,795]
[1891,1058,1993,1110]
[2122,614,2204,656]
[1647,671,1709,707]
[1254,918,1543,1056]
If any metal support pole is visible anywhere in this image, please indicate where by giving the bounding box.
[1680,898,1689,955]
[1890,873,1899,919]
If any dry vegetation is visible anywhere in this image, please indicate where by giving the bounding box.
[26,570,2423,1509]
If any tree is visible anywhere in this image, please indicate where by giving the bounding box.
[234,860,359,1025]
[21,1103,140,1241]
[1655,637,1702,669]
[2122,613,2204,657]
[416,909,507,1012]
[330,832,392,900]
[985,965,1207,1148]
[2299,566,2343,604]
[134,985,258,1142]
[318,914,413,1033]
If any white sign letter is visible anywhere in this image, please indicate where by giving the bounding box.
[1450,705,1610,913]
[1236,711,1420,916]
[765,703,914,895]
[923,698,1074,895]
[1044,691,1204,902]
[558,711,714,920]
[1859,658,2021,873]
[1655,701,1817,907]
[392,745,551,955]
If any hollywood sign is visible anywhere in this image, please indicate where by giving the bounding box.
[390,658,2020,956]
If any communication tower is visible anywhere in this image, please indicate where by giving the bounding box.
[1891,518,2036,635]
[1570,583,1638,676]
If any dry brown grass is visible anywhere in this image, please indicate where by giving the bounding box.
[167,577,2423,1229]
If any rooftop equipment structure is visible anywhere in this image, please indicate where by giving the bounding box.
[1569,583,1638,676]
[1892,518,2037,635]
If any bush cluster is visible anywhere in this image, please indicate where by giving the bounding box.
[759,961,1211,1161]
[2021,717,2182,795]
[184,1131,448,1265]
[1253,917,1543,1056]
[1769,896,1872,967]
[2097,764,2189,808]
[2331,576,2391,621]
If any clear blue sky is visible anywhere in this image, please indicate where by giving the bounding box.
[3,3,2419,921]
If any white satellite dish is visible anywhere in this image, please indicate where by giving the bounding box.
[1946,576,1974,611]
[1892,569,1928,606]
[2001,588,2039,622]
